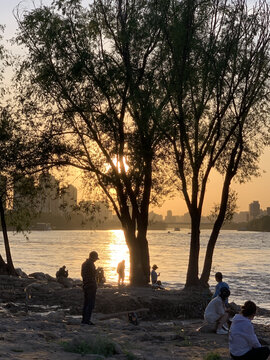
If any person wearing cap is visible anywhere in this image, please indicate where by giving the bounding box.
[204,286,231,334]
[151,264,160,285]
[81,250,99,325]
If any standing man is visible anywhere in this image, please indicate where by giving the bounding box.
[81,250,99,325]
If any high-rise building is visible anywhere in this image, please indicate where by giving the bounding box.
[60,184,77,211]
[38,173,60,214]
[165,210,173,223]
[249,201,261,220]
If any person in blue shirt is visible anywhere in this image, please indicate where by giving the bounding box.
[213,272,230,304]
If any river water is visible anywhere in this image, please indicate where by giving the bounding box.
[1,229,270,318]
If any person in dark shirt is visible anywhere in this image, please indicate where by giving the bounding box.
[81,250,99,325]
[56,265,68,279]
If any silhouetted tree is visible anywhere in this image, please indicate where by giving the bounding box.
[0,24,63,274]
[161,0,270,286]
[15,0,170,285]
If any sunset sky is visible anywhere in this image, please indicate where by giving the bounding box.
[1,0,269,217]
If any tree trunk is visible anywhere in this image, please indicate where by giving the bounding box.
[0,199,17,275]
[0,254,8,274]
[200,175,232,285]
[199,222,222,286]
[125,226,150,286]
[185,212,201,287]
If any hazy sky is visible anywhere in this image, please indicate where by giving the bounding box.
[1,0,269,216]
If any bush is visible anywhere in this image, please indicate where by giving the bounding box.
[203,353,222,360]
[62,335,117,356]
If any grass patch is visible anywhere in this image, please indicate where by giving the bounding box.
[123,350,139,360]
[203,352,222,360]
[62,335,117,356]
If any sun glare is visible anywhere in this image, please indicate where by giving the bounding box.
[108,230,130,281]
[105,156,129,173]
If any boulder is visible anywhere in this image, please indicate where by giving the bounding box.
[15,268,28,278]
[28,272,55,282]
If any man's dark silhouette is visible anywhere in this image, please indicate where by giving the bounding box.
[81,250,99,325]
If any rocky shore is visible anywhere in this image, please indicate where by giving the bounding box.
[0,272,270,360]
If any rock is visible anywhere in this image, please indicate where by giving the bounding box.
[15,268,28,278]
[38,331,61,340]
[4,303,20,313]
[44,310,66,322]
[57,277,74,288]
[28,272,55,282]
[80,355,105,360]
[152,332,184,341]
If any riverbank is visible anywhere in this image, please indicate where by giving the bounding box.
[1,273,270,359]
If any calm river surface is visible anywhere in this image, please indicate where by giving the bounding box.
[1,229,270,315]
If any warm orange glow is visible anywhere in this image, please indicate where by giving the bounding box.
[105,156,129,174]
[107,230,130,282]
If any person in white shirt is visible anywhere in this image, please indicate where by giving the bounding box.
[204,286,230,334]
[229,300,270,359]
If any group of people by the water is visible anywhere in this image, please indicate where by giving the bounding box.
[203,271,270,359]
[80,251,270,359]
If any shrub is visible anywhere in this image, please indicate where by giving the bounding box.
[62,335,117,356]
[203,353,222,360]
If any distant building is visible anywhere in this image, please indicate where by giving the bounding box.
[165,210,173,223]
[233,211,249,223]
[267,207,270,216]
[60,184,77,211]
[38,174,60,214]
[149,211,163,222]
[249,201,261,220]
[181,212,191,223]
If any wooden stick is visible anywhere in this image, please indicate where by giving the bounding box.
[98,308,149,320]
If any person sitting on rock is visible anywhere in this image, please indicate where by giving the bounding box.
[204,286,231,335]
[56,265,68,279]
[230,300,270,360]
[151,264,164,289]
[96,267,106,285]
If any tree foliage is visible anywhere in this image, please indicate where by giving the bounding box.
[161,0,270,286]
[15,0,172,285]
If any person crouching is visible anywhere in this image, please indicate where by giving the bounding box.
[204,286,231,334]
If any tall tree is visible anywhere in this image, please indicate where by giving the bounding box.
[15,0,170,285]
[161,0,270,286]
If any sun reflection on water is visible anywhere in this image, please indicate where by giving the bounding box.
[105,230,130,283]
